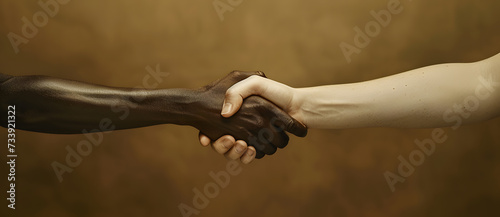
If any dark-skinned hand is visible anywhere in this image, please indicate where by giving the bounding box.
[191,71,307,159]
[0,70,306,161]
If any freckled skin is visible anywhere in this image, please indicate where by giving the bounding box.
[0,71,307,158]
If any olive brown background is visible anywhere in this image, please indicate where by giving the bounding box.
[1,0,500,216]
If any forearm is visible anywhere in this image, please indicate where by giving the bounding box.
[0,75,198,134]
[297,54,500,129]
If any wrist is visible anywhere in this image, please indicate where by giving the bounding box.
[181,89,224,128]
[290,87,309,126]
[139,88,201,126]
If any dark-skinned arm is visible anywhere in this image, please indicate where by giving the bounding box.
[0,73,199,133]
[0,71,307,158]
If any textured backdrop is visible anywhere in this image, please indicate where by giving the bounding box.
[1,0,500,216]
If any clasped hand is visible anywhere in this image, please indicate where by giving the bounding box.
[192,71,307,162]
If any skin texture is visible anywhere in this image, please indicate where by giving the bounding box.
[192,71,307,158]
[201,52,500,163]
[0,71,307,160]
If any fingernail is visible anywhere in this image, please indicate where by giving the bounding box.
[234,144,244,153]
[246,149,254,156]
[221,102,232,115]
[222,138,232,149]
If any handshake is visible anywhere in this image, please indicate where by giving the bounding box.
[0,70,307,164]
[185,71,308,162]
[2,53,499,164]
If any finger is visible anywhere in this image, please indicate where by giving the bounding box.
[229,70,267,81]
[240,145,256,164]
[220,71,267,117]
[199,132,212,147]
[224,140,248,160]
[255,151,265,159]
[271,131,290,149]
[222,76,296,118]
[212,135,236,154]
[271,109,308,137]
[255,141,277,155]
[221,75,269,117]
[286,117,308,137]
[253,124,289,149]
[247,134,278,155]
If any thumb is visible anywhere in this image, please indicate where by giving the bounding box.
[198,132,212,147]
[220,94,243,118]
[221,75,267,117]
[221,75,296,118]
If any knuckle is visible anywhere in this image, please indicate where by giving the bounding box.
[230,70,242,76]
[256,71,266,77]
[225,89,235,98]
[274,116,294,132]
[253,116,265,127]
[235,143,246,151]
[284,119,295,131]
[215,146,226,154]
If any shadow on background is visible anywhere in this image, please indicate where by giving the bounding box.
[1,0,499,216]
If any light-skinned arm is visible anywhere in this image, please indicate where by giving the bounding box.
[200,53,500,163]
